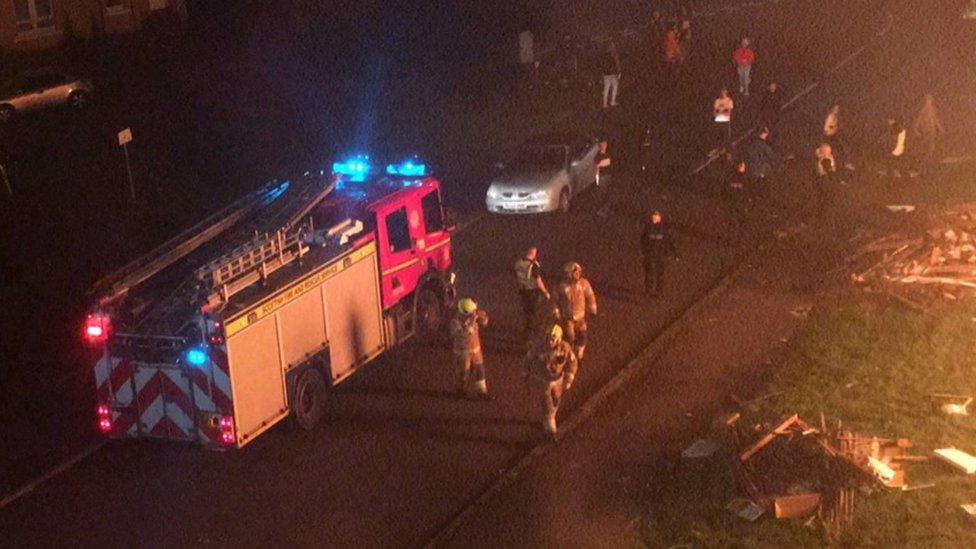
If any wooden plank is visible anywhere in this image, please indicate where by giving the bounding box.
[739,415,799,462]
[775,493,822,519]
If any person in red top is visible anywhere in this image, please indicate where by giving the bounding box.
[663,25,681,69]
[733,37,756,96]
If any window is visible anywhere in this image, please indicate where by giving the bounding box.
[385,208,412,254]
[13,0,55,35]
[421,192,444,233]
[105,0,129,14]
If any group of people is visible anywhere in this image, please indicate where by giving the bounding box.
[450,207,680,438]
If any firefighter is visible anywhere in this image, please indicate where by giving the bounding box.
[523,324,578,437]
[640,210,678,296]
[514,246,550,342]
[556,262,597,364]
[450,298,490,399]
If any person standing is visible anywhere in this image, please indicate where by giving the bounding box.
[523,324,578,437]
[815,142,838,211]
[725,161,751,244]
[744,127,777,196]
[640,210,678,296]
[518,28,538,89]
[450,298,490,399]
[733,37,756,96]
[759,82,782,129]
[596,140,612,185]
[678,7,693,62]
[882,117,908,180]
[913,93,945,162]
[663,25,681,74]
[601,42,622,109]
[556,262,597,364]
[711,87,734,156]
[514,247,550,342]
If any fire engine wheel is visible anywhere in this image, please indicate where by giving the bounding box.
[292,368,327,431]
[415,287,443,344]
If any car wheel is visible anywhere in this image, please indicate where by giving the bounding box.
[69,91,90,108]
[291,367,327,431]
[0,105,14,122]
[557,188,571,213]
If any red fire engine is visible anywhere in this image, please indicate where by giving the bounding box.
[85,158,456,448]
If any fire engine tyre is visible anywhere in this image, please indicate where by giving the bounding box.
[415,287,443,344]
[292,368,327,431]
[557,188,571,213]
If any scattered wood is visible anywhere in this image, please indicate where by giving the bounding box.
[847,205,976,305]
[934,448,976,474]
[775,493,822,519]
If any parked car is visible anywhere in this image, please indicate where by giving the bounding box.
[0,69,93,122]
[485,133,599,214]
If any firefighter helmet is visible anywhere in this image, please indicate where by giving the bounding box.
[458,298,478,315]
[549,324,563,342]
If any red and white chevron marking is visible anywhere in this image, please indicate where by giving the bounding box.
[93,344,235,447]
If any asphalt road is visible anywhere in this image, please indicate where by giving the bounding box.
[0,0,911,546]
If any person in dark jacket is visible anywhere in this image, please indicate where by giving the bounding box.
[640,210,679,296]
[724,160,751,244]
[601,42,621,108]
[743,127,777,197]
[759,82,782,129]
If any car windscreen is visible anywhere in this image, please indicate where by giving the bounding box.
[509,146,567,171]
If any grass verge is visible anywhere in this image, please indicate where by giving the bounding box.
[641,299,976,547]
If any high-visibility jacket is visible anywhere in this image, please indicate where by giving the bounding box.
[450,311,487,353]
[524,339,578,383]
[514,258,541,292]
[557,278,597,322]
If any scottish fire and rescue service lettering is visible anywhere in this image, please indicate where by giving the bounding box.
[224,241,376,337]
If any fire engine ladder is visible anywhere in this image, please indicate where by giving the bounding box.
[195,177,338,309]
[92,180,289,307]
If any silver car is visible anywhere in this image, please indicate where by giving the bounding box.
[485,134,600,214]
[0,69,94,122]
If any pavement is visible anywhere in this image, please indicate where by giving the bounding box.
[0,0,956,547]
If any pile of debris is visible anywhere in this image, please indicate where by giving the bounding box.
[713,414,926,540]
[847,203,976,305]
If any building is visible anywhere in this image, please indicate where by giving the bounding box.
[1,0,187,51]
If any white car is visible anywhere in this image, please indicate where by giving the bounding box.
[486,134,600,214]
[0,69,93,122]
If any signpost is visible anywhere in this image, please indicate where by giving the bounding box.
[118,128,135,201]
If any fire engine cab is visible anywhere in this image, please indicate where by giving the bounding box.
[86,156,456,448]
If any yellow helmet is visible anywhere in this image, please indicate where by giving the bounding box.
[458,298,478,315]
[563,262,582,276]
[549,324,563,342]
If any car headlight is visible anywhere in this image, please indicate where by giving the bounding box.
[529,190,549,200]
[487,188,500,199]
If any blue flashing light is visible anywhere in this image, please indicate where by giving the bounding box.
[386,157,427,177]
[186,347,209,367]
[332,155,372,182]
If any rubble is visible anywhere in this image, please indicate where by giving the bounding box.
[724,414,921,540]
[847,202,976,304]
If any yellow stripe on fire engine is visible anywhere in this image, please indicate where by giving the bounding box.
[224,241,377,338]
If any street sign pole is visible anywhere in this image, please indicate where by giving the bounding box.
[118,128,135,202]
[123,143,135,201]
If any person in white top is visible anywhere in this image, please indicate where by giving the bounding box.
[883,117,908,179]
[823,104,840,139]
[711,88,734,156]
